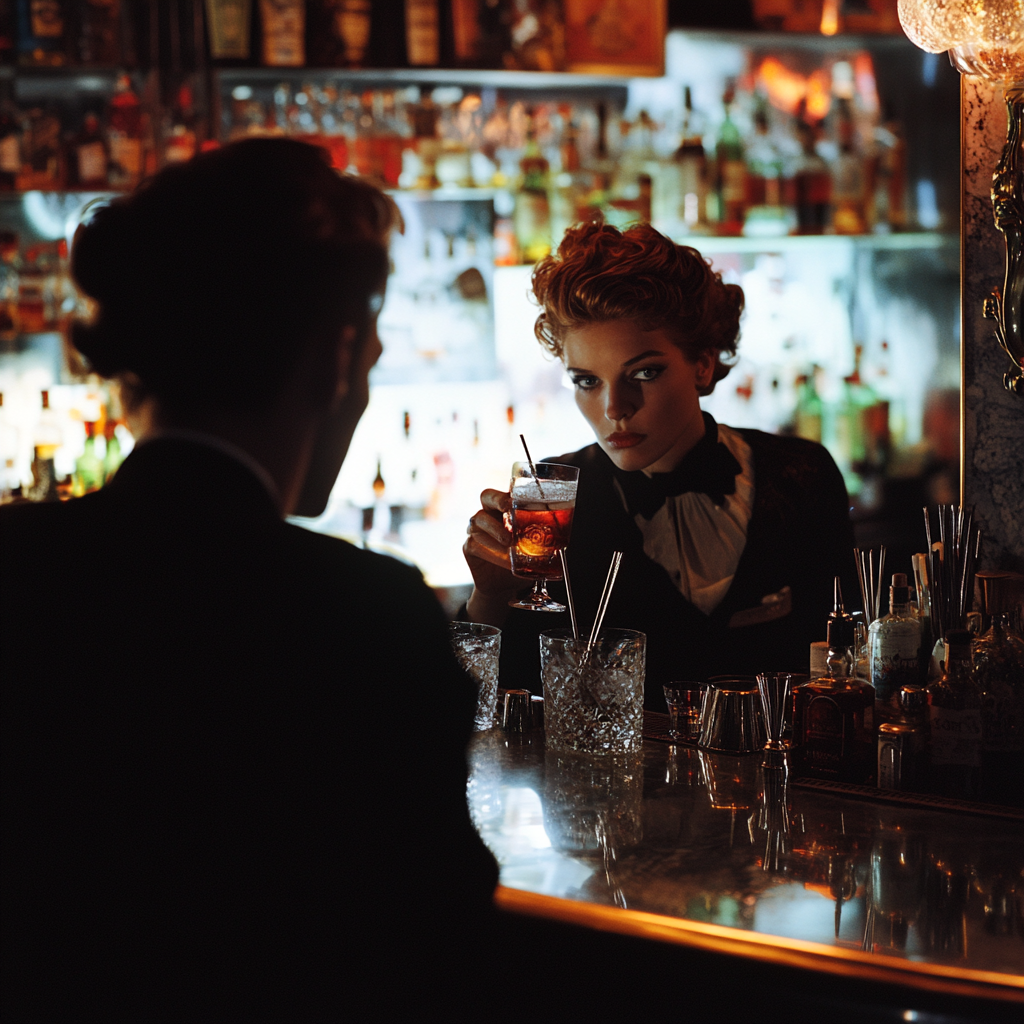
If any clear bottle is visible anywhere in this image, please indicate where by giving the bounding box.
[869,573,923,726]
[927,630,983,801]
[793,578,875,783]
[668,86,708,233]
[28,388,60,502]
[972,571,1024,806]
[743,103,787,237]
[513,111,551,264]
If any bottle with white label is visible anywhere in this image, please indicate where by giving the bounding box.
[869,572,922,727]
[926,629,982,801]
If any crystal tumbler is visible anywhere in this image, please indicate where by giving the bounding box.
[540,629,645,755]
[449,622,501,731]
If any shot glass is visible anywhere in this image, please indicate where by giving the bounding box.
[540,629,645,755]
[449,622,501,731]
[663,681,708,743]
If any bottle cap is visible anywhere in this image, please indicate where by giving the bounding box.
[899,686,927,715]
[890,572,910,605]
[976,570,1024,616]
[826,575,854,649]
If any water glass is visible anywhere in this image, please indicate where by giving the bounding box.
[663,681,708,742]
[540,629,645,755]
[449,622,501,731]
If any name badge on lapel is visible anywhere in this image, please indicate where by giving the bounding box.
[728,586,792,629]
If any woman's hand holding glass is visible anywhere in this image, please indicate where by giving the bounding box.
[464,488,520,626]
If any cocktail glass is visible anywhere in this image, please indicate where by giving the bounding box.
[507,461,579,613]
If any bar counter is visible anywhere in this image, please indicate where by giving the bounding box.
[468,716,1024,1011]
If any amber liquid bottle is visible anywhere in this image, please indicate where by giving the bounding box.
[793,580,876,783]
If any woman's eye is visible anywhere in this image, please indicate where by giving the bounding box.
[632,366,664,382]
[571,375,600,390]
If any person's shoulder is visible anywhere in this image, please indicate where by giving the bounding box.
[280,522,431,598]
[734,428,841,476]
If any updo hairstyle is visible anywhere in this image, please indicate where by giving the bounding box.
[70,138,398,415]
[532,221,743,396]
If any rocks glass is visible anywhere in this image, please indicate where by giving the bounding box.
[540,629,645,755]
[449,622,501,731]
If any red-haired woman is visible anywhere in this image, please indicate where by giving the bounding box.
[463,221,855,705]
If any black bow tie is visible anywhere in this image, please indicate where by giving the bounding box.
[613,414,742,520]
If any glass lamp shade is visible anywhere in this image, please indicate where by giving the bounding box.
[898,0,1024,82]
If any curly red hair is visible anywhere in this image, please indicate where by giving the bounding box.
[531,221,743,396]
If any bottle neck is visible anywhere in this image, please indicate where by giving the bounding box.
[826,645,854,679]
[890,600,911,616]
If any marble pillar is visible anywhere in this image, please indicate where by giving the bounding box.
[961,77,1024,573]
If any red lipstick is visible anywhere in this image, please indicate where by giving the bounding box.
[606,432,646,449]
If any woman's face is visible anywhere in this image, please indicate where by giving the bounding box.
[562,320,714,475]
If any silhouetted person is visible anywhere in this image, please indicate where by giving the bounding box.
[1,140,497,1023]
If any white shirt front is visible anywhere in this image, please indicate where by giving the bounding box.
[616,423,755,616]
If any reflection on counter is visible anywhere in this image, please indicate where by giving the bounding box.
[467,731,1024,980]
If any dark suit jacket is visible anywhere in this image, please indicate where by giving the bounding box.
[498,432,856,707]
[1,439,498,1022]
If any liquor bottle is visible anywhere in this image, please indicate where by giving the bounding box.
[102,414,122,482]
[831,99,867,235]
[793,578,875,783]
[0,92,22,191]
[28,389,60,502]
[319,0,372,68]
[513,112,551,264]
[972,571,1024,806]
[0,232,18,339]
[869,573,923,726]
[405,0,439,67]
[163,84,198,164]
[204,0,252,61]
[78,0,121,65]
[927,630,983,800]
[743,102,787,237]
[68,111,108,188]
[667,86,708,233]
[794,371,823,444]
[713,83,745,236]
[17,0,72,65]
[106,74,144,189]
[259,0,303,66]
[18,106,65,190]
[791,117,830,235]
[72,420,104,495]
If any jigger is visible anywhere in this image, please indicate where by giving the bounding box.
[756,672,793,771]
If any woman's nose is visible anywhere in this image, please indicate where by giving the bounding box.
[604,382,637,423]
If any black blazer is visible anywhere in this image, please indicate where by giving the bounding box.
[498,431,856,706]
[1,438,498,1022]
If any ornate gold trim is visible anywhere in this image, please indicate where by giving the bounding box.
[983,83,1024,394]
[495,886,1024,1002]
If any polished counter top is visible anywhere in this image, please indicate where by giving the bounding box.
[468,728,1024,1001]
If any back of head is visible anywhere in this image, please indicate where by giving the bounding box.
[70,139,396,416]
[532,220,744,396]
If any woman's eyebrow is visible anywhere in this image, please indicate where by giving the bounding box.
[622,350,666,367]
[565,366,592,375]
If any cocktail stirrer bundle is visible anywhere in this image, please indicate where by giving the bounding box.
[922,505,982,641]
[853,545,886,623]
